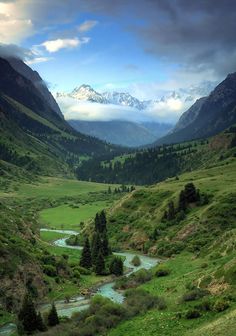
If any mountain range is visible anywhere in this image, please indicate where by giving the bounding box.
[56,81,215,110]
[155,72,236,145]
[68,120,172,147]
[0,57,121,183]
[56,83,214,147]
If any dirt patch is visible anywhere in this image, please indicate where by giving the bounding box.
[175,223,197,241]
[207,279,229,295]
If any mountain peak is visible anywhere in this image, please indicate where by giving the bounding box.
[70,84,107,103]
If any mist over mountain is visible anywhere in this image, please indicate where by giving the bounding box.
[68,119,173,147]
[55,82,215,146]
[155,72,236,145]
[7,57,64,118]
[56,82,216,124]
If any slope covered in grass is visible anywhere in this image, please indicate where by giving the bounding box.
[105,152,236,336]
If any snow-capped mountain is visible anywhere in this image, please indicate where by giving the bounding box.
[56,82,216,112]
[56,84,108,104]
[102,91,145,110]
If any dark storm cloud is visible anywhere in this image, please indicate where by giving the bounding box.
[78,0,236,77]
[0,44,31,59]
[1,1,235,77]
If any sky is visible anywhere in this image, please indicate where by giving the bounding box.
[0,0,236,123]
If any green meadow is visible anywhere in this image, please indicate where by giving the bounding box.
[0,177,117,199]
[39,200,111,231]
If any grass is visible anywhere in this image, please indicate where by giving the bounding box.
[107,159,236,250]
[105,157,236,335]
[39,200,111,231]
[39,231,69,243]
[108,253,236,336]
[0,177,117,199]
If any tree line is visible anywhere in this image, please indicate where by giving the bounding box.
[76,142,206,185]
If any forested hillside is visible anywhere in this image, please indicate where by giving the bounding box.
[0,58,124,190]
[77,127,236,185]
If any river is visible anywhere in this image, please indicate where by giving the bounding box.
[0,228,159,335]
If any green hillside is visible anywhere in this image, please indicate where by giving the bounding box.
[100,141,236,336]
[77,126,236,185]
[0,92,122,191]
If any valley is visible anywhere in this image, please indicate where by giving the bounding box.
[0,15,236,336]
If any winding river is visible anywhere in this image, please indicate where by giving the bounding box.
[0,228,159,335]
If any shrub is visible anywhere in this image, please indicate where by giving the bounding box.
[182,288,209,302]
[125,288,159,317]
[73,296,126,336]
[73,270,81,279]
[185,309,201,319]
[73,265,91,275]
[213,299,229,312]
[156,297,167,310]
[43,265,57,277]
[155,265,170,277]
[131,255,141,267]
[195,298,212,312]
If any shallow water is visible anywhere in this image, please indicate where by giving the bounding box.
[0,324,16,336]
[0,228,159,334]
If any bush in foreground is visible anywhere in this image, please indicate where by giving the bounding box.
[155,265,171,277]
[131,255,141,267]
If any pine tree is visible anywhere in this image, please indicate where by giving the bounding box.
[80,237,92,269]
[101,232,110,256]
[95,251,105,275]
[184,183,198,203]
[91,232,102,265]
[178,190,187,211]
[162,210,168,221]
[36,312,47,332]
[94,213,101,232]
[167,201,175,220]
[109,257,123,276]
[99,210,107,233]
[18,294,38,334]
[48,303,59,327]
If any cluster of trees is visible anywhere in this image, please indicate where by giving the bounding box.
[80,210,123,276]
[107,185,135,194]
[17,294,59,334]
[0,142,37,170]
[76,142,205,185]
[162,183,206,222]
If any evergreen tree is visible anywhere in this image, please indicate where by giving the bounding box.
[178,190,187,211]
[184,183,198,203]
[91,232,102,265]
[196,189,201,202]
[80,237,92,269]
[101,232,110,256]
[18,294,38,334]
[36,312,47,332]
[109,257,123,276]
[48,303,59,327]
[162,210,168,221]
[167,201,175,220]
[94,213,101,232]
[99,210,107,233]
[95,251,105,275]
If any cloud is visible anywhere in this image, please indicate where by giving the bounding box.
[78,20,98,32]
[56,95,187,124]
[0,12,33,44]
[26,56,53,65]
[0,43,53,64]
[41,37,90,53]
